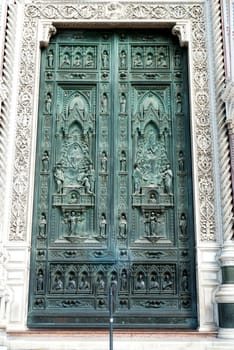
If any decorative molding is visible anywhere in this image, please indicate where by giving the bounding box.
[9,1,217,243]
[39,22,56,47]
[172,21,190,47]
[222,82,234,125]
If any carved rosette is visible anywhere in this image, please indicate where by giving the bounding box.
[10,1,215,242]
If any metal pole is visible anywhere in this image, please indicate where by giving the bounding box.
[109,284,113,350]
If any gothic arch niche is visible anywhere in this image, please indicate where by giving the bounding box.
[28,28,197,329]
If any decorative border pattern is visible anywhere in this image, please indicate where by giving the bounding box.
[9,1,216,241]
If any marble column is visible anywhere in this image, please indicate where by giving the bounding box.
[215,82,234,339]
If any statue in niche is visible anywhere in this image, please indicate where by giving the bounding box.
[69,192,78,204]
[179,213,187,237]
[157,51,167,67]
[110,271,118,289]
[133,52,143,67]
[36,269,44,292]
[54,163,64,193]
[73,53,81,67]
[133,163,142,194]
[120,151,127,172]
[146,52,153,67]
[144,212,151,236]
[101,93,108,113]
[99,213,107,238]
[119,213,127,238]
[96,272,105,291]
[41,150,49,172]
[120,50,127,67]
[162,272,173,290]
[79,272,90,290]
[53,273,63,291]
[47,49,54,68]
[148,193,157,204]
[82,176,93,194]
[86,164,95,192]
[61,52,71,67]
[45,93,52,114]
[163,164,173,195]
[68,211,77,235]
[176,92,182,113]
[102,50,109,68]
[181,270,189,292]
[178,150,185,172]
[39,213,47,238]
[101,151,107,172]
[174,51,181,67]
[120,93,127,114]
[85,52,94,67]
[135,272,146,290]
[149,211,160,236]
[149,273,159,290]
[67,272,76,290]
[120,269,128,291]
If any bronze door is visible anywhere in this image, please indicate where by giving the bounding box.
[28,29,197,328]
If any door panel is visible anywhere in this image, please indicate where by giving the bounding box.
[28,29,197,328]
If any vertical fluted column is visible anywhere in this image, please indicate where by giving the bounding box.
[216,82,234,339]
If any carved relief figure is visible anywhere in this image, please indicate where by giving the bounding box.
[54,163,64,193]
[69,193,78,204]
[119,213,127,238]
[36,269,44,292]
[120,93,127,114]
[150,211,158,236]
[47,49,54,68]
[133,52,143,67]
[157,51,167,67]
[181,270,189,292]
[85,52,94,67]
[39,213,47,238]
[149,272,159,290]
[178,150,185,172]
[149,193,157,204]
[163,164,173,195]
[102,50,109,68]
[68,211,77,235]
[99,213,107,238]
[162,272,173,290]
[174,51,181,67]
[45,93,52,114]
[101,93,108,113]
[61,52,71,67]
[79,272,90,290]
[146,52,154,67]
[53,273,63,291]
[120,269,128,291]
[101,151,107,172]
[144,212,150,236]
[73,53,81,67]
[120,150,127,172]
[179,213,187,236]
[133,163,142,194]
[176,92,182,113]
[120,50,127,67]
[82,176,92,194]
[41,151,49,172]
[67,272,76,290]
[96,272,105,291]
[135,272,146,290]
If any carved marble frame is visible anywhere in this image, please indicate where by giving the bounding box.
[7,1,221,331]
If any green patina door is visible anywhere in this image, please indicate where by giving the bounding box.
[28,29,197,328]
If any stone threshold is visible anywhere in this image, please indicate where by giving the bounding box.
[7,329,218,339]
